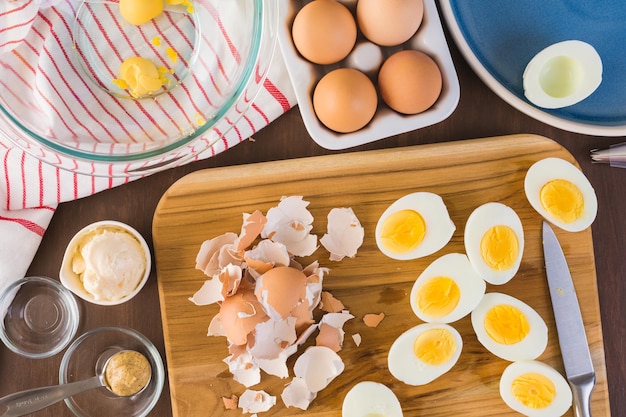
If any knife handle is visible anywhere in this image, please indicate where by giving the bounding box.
[570,373,595,417]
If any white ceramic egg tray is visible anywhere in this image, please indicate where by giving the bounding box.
[277,0,460,150]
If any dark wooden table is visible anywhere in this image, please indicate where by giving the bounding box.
[2,19,624,417]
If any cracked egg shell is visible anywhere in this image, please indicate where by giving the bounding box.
[255,266,308,320]
[219,289,269,346]
[294,346,345,393]
[320,207,364,261]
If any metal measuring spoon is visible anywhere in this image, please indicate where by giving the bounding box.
[0,349,152,417]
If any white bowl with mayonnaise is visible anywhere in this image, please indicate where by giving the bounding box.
[60,221,151,306]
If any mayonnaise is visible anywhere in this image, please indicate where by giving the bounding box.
[72,227,147,302]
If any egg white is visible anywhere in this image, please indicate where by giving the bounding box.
[387,323,462,386]
[342,381,403,417]
[464,202,524,285]
[499,360,573,417]
[375,192,455,260]
[524,157,597,232]
[523,40,602,109]
[410,253,486,323]
[471,293,548,362]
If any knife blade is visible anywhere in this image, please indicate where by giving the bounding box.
[542,221,595,417]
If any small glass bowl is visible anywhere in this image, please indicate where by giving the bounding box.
[59,326,165,417]
[0,276,80,359]
[60,220,152,306]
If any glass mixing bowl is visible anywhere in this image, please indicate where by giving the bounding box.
[0,0,278,177]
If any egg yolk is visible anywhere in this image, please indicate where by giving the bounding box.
[416,277,460,318]
[484,305,530,345]
[539,179,584,223]
[119,0,164,26]
[413,328,456,366]
[480,225,519,271]
[380,209,426,254]
[511,372,556,409]
[114,57,167,98]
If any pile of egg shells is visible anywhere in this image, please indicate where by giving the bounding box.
[290,0,443,133]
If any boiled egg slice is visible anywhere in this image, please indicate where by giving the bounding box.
[375,192,455,260]
[410,253,486,324]
[464,202,524,285]
[342,381,403,417]
[471,293,548,362]
[500,360,573,417]
[523,40,602,109]
[388,323,462,386]
[524,157,597,232]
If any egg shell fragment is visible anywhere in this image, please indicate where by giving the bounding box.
[464,202,525,285]
[281,377,317,410]
[410,253,486,323]
[524,157,597,232]
[255,266,308,320]
[261,196,318,257]
[238,390,276,414]
[471,292,548,362]
[499,360,573,417]
[293,346,345,393]
[320,207,365,261]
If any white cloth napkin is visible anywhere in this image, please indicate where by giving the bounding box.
[0,0,296,295]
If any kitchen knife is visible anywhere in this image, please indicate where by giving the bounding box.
[542,221,595,417]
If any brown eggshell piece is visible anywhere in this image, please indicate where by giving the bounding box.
[255,266,308,319]
[316,323,343,352]
[320,291,345,313]
[219,289,269,345]
[363,312,385,328]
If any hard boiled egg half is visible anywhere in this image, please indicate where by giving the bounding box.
[500,361,573,417]
[471,293,547,362]
[342,381,403,417]
[524,157,597,232]
[388,323,462,385]
[464,202,524,285]
[523,40,602,109]
[410,253,486,323]
[375,192,455,260]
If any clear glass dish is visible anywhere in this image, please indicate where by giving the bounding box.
[0,276,80,359]
[59,326,165,417]
[0,0,278,177]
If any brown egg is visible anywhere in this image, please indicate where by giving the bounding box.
[291,0,357,65]
[378,50,442,114]
[357,0,424,46]
[313,68,378,133]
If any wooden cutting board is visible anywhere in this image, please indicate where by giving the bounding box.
[153,134,610,417]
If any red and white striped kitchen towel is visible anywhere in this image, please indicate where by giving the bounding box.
[0,0,296,294]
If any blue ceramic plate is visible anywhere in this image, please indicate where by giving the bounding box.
[439,0,626,136]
